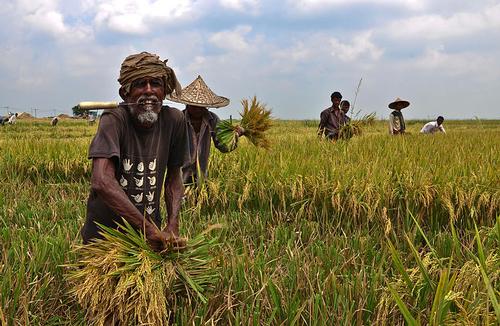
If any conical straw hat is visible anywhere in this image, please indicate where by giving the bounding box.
[166,75,229,108]
[388,97,410,110]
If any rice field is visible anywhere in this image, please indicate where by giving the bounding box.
[0,117,499,325]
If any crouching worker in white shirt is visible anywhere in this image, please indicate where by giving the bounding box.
[421,116,445,134]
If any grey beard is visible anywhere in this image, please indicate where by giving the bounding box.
[137,109,158,125]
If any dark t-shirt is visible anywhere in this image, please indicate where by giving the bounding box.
[318,106,347,139]
[80,105,189,243]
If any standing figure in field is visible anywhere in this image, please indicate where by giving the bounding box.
[318,91,347,140]
[420,116,446,134]
[8,113,18,125]
[51,116,59,126]
[340,100,351,124]
[167,75,243,186]
[80,52,189,252]
[388,97,409,135]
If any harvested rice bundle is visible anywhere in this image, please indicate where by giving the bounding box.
[338,112,376,140]
[66,220,221,325]
[216,96,272,149]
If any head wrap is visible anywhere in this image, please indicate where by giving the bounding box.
[118,52,182,98]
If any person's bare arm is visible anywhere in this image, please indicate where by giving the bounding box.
[91,158,165,250]
[163,166,184,237]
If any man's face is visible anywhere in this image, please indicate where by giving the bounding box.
[186,105,208,119]
[393,103,405,111]
[331,97,341,108]
[125,77,165,128]
[437,118,444,125]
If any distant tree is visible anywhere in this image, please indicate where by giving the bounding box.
[72,105,88,117]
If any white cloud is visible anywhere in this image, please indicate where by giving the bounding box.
[209,25,253,52]
[93,0,194,34]
[384,3,500,40]
[186,56,208,74]
[1,0,500,119]
[329,32,383,62]
[9,0,92,41]
[289,0,427,12]
[24,9,67,35]
[219,0,260,13]
[15,0,59,11]
[413,46,499,79]
[280,42,312,62]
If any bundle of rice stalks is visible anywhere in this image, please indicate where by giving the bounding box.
[338,112,376,140]
[216,96,272,149]
[66,220,221,325]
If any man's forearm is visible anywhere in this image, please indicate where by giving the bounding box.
[164,167,184,232]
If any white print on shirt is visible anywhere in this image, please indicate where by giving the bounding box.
[137,162,144,172]
[149,159,156,171]
[131,193,143,203]
[145,206,155,215]
[146,191,154,202]
[119,176,128,187]
[123,159,133,172]
[148,176,156,186]
[134,176,144,187]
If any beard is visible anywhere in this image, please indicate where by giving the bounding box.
[130,95,161,128]
[137,109,158,125]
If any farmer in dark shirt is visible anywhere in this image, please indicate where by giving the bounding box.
[167,75,243,185]
[80,52,189,251]
[318,91,347,140]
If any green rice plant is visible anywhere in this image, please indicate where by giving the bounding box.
[216,96,272,149]
[473,221,500,322]
[1,119,499,324]
[387,283,419,326]
[65,220,221,325]
[381,216,499,325]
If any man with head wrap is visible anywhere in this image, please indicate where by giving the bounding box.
[80,52,189,251]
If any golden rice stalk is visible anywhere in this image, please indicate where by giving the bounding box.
[338,112,376,140]
[216,96,272,149]
[65,220,221,325]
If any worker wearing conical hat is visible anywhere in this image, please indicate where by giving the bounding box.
[388,97,410,135]
[167,75,244,185]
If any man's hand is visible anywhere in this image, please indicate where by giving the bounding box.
[164,221,179,237]
[145,226,186,251]
[235,125,246,137]
[162,223,187,249]
[145,226,167,252]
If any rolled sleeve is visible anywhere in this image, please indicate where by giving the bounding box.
[88,112,122,160]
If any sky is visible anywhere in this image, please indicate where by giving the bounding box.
[0,0,499,120]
